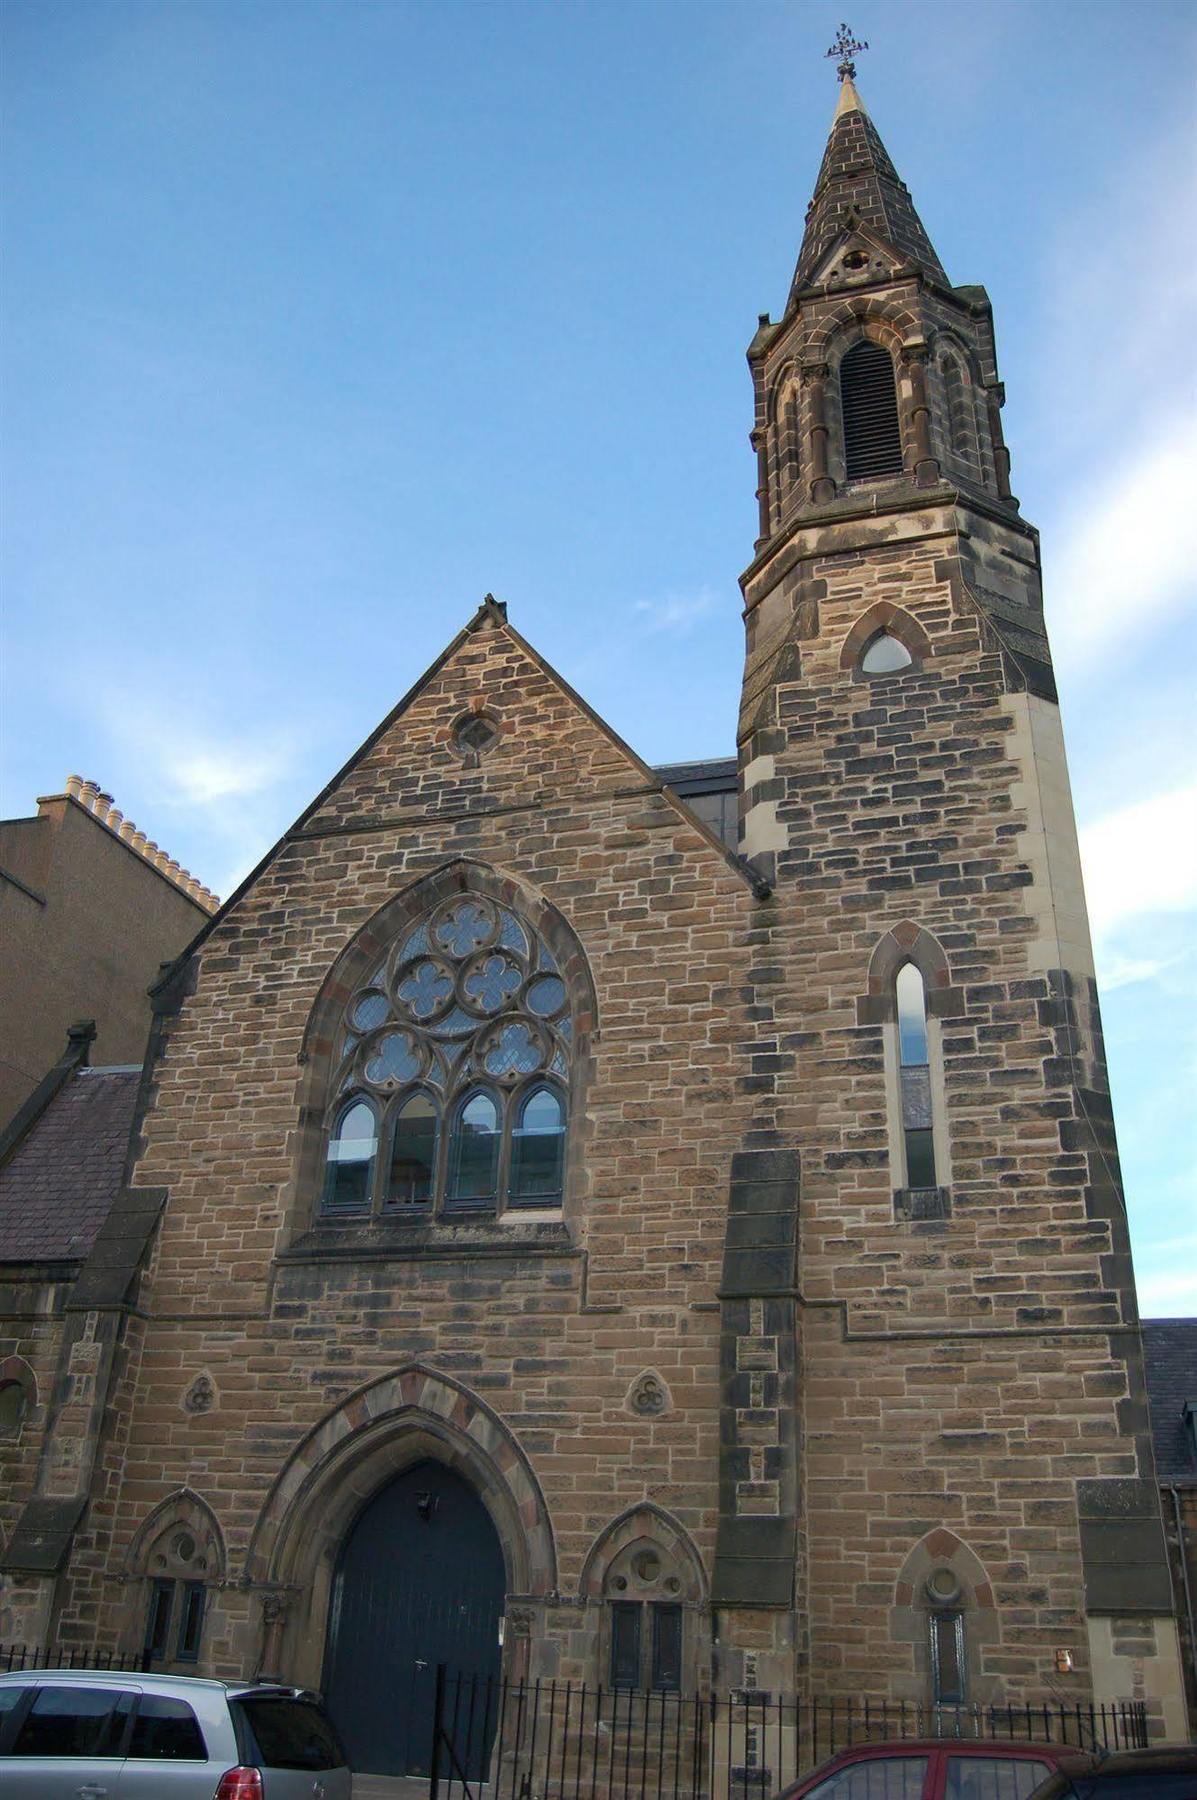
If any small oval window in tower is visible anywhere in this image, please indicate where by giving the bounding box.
[861,631,913,675]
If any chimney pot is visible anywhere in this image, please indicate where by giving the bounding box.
[65,774,84,800]
[119,819,136,843]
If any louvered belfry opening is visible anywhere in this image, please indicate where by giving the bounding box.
[840,340,904,481]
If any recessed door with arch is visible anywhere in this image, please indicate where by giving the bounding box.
[322,1460,507,1778]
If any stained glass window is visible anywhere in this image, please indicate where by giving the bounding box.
[321,889,574,1218]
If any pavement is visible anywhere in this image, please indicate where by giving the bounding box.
[352,1779,432,1799]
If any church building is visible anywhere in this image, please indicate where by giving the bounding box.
[0,63,1188,1767]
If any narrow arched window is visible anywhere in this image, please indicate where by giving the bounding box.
[896,963,936,1189]
[840,340,903,481]
[509,1085,566,1206]
[388,1092,438,1206]
[0,1378,28,1436]
[322,1099,378,1213]
[861,630,913,675]
[447,1091,501,1210]
[930,1609,966,1704]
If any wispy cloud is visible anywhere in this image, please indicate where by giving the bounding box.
[1047,415,1197,672]
[1078,783,1197,946]
[1034,115,1197,456]
[633,588,720,634]
[94,687,302,899]
[157,738,296,808]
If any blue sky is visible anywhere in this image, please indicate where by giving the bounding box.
[3,0,1194,1311]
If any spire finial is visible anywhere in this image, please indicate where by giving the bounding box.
[826,22,868,83]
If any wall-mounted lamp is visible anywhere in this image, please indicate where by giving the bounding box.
[1054,1648,1074,1675]
[415,1491,439,1523]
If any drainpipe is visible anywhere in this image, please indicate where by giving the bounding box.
[1166,1485,1197,1713]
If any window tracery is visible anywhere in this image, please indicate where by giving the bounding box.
[321,893,571,1218]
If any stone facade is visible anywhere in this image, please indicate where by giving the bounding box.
[0,74,1188,1758]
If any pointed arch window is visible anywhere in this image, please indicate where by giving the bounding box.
[896,963,936,1189]
[388,1092,438,1205]
[861,630,913,675]
[841,340,903,481]
[319,891,573,1221]
[447,1090,502,1209]
[510,1085,566,1205]
[322,1099,379,1213]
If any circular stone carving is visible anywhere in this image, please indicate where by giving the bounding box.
[632,1550,661,1584]
[925,1565,962,1605]
[183,1372,216,1416]
[627,1371,670,1417]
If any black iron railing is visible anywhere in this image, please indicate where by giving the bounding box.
[427,1667,1149,1800]
[0,1641,150,1674]
[0,1644,1150,1798]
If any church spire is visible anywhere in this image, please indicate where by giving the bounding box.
[789,77,948,303]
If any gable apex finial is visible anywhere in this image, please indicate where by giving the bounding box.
[826,21,868,83]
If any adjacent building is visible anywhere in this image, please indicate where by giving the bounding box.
[0,777,216,1126]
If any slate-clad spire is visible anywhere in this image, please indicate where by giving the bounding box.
[789,79,947,302]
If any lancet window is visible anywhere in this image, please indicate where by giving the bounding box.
[320,893,571,1219]
[896,962,936,1190]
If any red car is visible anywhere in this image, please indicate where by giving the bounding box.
[773,1738,1070,1799]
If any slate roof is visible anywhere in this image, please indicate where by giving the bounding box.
[790,80,948,302]
[1142,1318,1197,1484]
[0,1066,139,1262]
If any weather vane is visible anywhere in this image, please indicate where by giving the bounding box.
[826,22,868,83]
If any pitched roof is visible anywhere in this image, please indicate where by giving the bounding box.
[1141,1318,1197,1483]
[0,1066,139,1262]
[789,79,947,302]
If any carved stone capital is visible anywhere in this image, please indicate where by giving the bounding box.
[800,362,829,385]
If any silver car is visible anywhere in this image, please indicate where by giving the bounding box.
[0,1668,352,1798]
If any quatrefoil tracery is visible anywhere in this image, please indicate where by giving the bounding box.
[334,894,571,1104]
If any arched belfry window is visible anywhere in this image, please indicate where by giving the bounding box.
[320,892,572,1219]
[840,339,903,481]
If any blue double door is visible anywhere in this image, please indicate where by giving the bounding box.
[323,1460,507,1778]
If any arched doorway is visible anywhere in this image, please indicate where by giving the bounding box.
[323,1459,507,1777]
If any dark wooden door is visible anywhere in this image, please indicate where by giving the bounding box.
[323,1460,507,1777]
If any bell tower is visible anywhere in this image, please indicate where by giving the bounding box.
[721,43,1187,1730]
